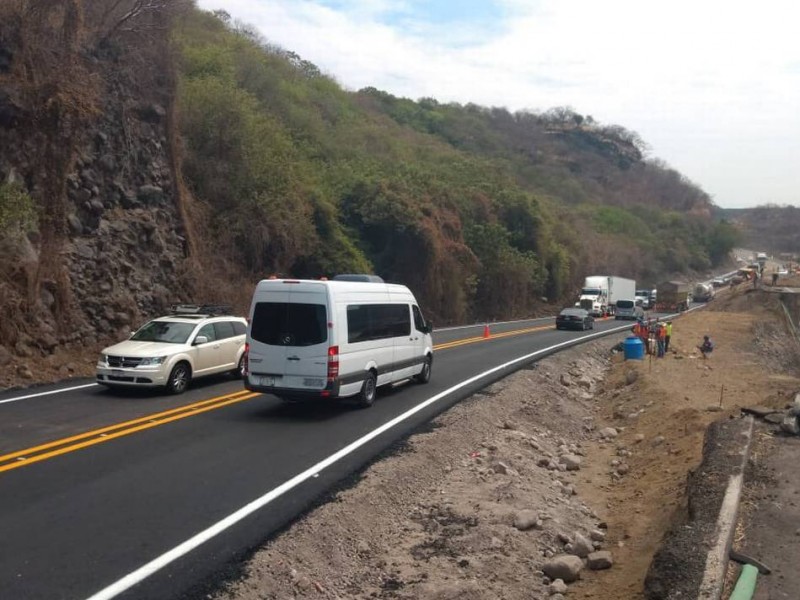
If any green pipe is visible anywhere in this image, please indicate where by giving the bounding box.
[729,564,759,600]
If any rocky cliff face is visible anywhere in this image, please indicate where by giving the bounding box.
[0,30,194,382]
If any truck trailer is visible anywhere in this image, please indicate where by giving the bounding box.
[578,276,636,317]
[655,281,691,312]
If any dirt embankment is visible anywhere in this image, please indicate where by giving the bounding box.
[212,281,800,600]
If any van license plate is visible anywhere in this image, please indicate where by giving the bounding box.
[260,376,275,387]
[303,378,324,387]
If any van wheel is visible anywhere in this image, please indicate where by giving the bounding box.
[355,371,377,408]
[167,362,191,395]
[415,355,432,384]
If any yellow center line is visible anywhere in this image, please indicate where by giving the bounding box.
[0,393,259,474]
[2,320,569,475]
[434,323,553,350]
[0,389,254,466]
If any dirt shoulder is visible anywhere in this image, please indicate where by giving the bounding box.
[215,283,800,600]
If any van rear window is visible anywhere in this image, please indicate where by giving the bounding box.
[616,300,634,309]
[251,302,327,346]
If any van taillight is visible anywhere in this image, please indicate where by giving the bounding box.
[327,345,339,381]
[243,343,250,376]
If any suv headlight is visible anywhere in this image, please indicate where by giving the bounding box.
[138,356,166,367]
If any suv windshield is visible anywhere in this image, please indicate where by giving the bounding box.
[131,321,196,344]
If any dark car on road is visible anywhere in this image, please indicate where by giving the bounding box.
[556,308,594,331]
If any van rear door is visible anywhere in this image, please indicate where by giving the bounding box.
[248,285,330,393]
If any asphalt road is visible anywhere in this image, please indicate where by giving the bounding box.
[0,315,641,600]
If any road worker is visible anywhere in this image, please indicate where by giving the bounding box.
[664,321,673,353]
[656,322,666,357]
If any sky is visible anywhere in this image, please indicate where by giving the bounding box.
[196,0,800,209]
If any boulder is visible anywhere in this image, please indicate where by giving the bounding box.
[587,550,613,570]
[67,214,83,235]
[548,579,568,594]
[542,554,583,583]
[781,414,799,435]
[590,529,606,542]
[599,427,619,439]
[571,532,594,558]
[559,454,582,471]
[513,510,539,531]
[137,185,165,205]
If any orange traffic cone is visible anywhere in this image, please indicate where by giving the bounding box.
[483,324,490,339]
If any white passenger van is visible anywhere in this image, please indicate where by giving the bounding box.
[244,275,434,407]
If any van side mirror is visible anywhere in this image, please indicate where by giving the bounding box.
[425,322,434,334]
[194,335,208,345]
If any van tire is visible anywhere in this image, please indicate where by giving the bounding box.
[415,355,432,384]
[167,362,191,395]
[355,371,377,408]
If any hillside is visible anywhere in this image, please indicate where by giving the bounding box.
[0,1,738,378]
[717,205,800,256]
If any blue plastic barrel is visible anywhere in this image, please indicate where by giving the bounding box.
[623,336,645,360]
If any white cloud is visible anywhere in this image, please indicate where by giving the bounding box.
[197,0,800,208]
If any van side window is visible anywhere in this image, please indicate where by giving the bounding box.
[412,305,427,332]
[347,304,411,343]
[251,303,328,346]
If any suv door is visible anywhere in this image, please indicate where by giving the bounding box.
[193,323,222,375]
[213,320,240,372]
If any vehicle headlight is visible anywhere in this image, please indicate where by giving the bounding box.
[138,356,166,366]
[98,354,107,365]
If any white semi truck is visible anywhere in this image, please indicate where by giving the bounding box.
[577,275,636,317]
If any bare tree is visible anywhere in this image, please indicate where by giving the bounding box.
[95,0,192,46]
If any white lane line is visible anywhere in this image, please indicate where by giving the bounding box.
[84,322,633,600]
[0,383,99,406]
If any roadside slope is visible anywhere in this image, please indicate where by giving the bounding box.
[212,282,800,600]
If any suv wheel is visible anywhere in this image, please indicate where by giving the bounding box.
[355,371,377,408]
[167,362,191,395]
[232,355,245,379]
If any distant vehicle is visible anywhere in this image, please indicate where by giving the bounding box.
[96,305,247,394]
[777,266,789,275]
[693,282,715,303]
[756,252,768,271]
[615,299,645,320]
[245,276,433,408]
[711,278,725,288]
[635,289,651,309]
[655,281,691,312]
[556,308,594,331]
[577,276,636,317]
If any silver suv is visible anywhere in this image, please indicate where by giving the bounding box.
[96,305,247,394]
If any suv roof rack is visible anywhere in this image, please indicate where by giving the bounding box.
[332,274,385,283]
[168,304,233,317]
